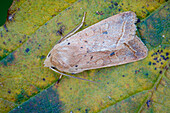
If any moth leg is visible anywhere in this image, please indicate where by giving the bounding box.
[56,74,63,84]
[57,12,86,43]
[123,43,137,57]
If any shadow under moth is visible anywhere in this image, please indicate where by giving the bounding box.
[44,11,148,82]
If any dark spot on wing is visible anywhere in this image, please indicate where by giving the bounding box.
[102,31,108,34]
[110,52,115,56]
[68,42,70,45]
[48,53,51,57]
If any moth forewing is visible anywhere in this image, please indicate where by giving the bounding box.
[44,11,148,75]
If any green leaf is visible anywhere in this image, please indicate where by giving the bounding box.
[0,0,169,113]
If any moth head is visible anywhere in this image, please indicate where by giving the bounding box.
[44,47,70,72]
[44,51,53,67]
[44,47,59,68]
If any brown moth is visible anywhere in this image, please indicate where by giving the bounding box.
[44,11,148,80]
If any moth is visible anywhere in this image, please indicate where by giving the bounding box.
[44,11,148,81]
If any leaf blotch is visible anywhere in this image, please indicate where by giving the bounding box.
[25,48,30,53]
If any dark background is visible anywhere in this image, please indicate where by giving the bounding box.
[0,0,13,26]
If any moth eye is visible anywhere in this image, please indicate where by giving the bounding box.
[67,42,70,45]
[48,53,51,57]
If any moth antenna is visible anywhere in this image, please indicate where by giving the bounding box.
[57,12,86,43]
[50,67,97,83]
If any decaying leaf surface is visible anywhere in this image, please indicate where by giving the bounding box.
[0,0,77,60]
[0,0,169,113]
